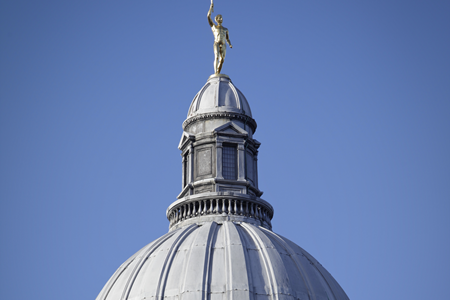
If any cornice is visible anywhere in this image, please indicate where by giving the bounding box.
[183,112,257,133]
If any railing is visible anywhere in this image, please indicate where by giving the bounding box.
[168,197,273,229]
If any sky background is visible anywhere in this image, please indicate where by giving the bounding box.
[1,0,449,299]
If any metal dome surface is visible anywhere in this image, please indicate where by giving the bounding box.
[96,221,349,300]
[187,75,252,118]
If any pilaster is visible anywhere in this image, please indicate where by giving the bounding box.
[188,144,194,195]
[237,144,245,181]
[254,155,259,188]
[216,142,223,179]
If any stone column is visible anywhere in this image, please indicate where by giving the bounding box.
[237,144,245,181]
[188,144,194,184]
[254,154,259,188]
[182,155,186,188]
[216,142,224,179]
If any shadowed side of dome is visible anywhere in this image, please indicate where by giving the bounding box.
[187,75,252,118]
[96,222,349,300]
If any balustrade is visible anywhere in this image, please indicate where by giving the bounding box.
[168,197,273,229]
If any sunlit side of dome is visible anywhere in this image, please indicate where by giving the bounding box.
[96,221,348,300]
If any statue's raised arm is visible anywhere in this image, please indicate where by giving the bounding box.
[207,3,214,27]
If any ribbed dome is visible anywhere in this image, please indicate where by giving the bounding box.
[96,221,349,300]
[187,75,252,118]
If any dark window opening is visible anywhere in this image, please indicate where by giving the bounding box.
[222,145,237,180]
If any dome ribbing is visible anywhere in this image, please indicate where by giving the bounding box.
[96,222,348,300]
[187,75,252,118]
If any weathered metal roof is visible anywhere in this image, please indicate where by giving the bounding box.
[96,221,349,300]
[187,75,252,118]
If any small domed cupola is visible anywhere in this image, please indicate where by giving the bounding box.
[171,74,270,231]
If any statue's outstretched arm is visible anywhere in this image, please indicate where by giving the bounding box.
[207,4,214,27]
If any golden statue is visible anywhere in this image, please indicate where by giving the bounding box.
[207,2,232,74]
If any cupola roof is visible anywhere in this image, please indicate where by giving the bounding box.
[187,74,252,118]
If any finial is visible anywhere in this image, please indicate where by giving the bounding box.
[207,1,232,75]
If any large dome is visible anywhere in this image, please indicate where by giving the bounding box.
[187,75,252,118]
[96,221,349,300]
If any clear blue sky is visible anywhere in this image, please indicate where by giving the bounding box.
[1,1,449,299]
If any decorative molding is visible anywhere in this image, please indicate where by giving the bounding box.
[195,186,212,194]
[178,131,195,150]
[183,112,257,133]
[214,121,248,136]
[177,184,192,199]
[218,187,244,193]
[179,177,263,197]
